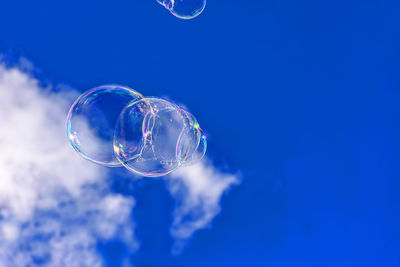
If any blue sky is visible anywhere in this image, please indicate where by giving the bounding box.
[0,0,399,266]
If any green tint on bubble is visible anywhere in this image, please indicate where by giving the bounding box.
[157,0,206,19]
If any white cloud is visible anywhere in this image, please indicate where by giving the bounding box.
[0,57,240,265]
[167,160,240,254]
[0,62,137,266]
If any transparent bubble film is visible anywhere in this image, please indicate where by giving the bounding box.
[66,85,143,167]
[67,85,207,177]
[157,0,206,19]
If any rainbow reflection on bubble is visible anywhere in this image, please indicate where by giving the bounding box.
[66,85,206,177]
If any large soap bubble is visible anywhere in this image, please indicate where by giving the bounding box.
[157,0,206,19]
[67,85,206,177]
[66,85,143,167]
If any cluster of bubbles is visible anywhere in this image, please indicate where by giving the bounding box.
[157,0,206,19]
[66,85,207,177]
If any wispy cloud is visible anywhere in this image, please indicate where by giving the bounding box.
[168,160,240,254]
[0,61,137,266]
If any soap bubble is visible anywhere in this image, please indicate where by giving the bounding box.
[180,127,207,166]
[67,85,207,177]
[176,109,201,164]
[114,98,187,177]
[157,0,206,19]
[66,85,143,167]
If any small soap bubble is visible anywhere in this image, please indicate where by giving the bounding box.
[180,127,207,166]
[176,109,201,164]
[157,0,206,19]
[66,85,143,167]
[114,98,186,177]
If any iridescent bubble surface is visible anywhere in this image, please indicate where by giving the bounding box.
[157,0,206,19]
[179,127,207,166]
[67,84,207,177]
[114,98,187,177]
[176,109,201,164]
[66,85,143,167]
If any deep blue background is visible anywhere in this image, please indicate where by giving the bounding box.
[1,0,399,266]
